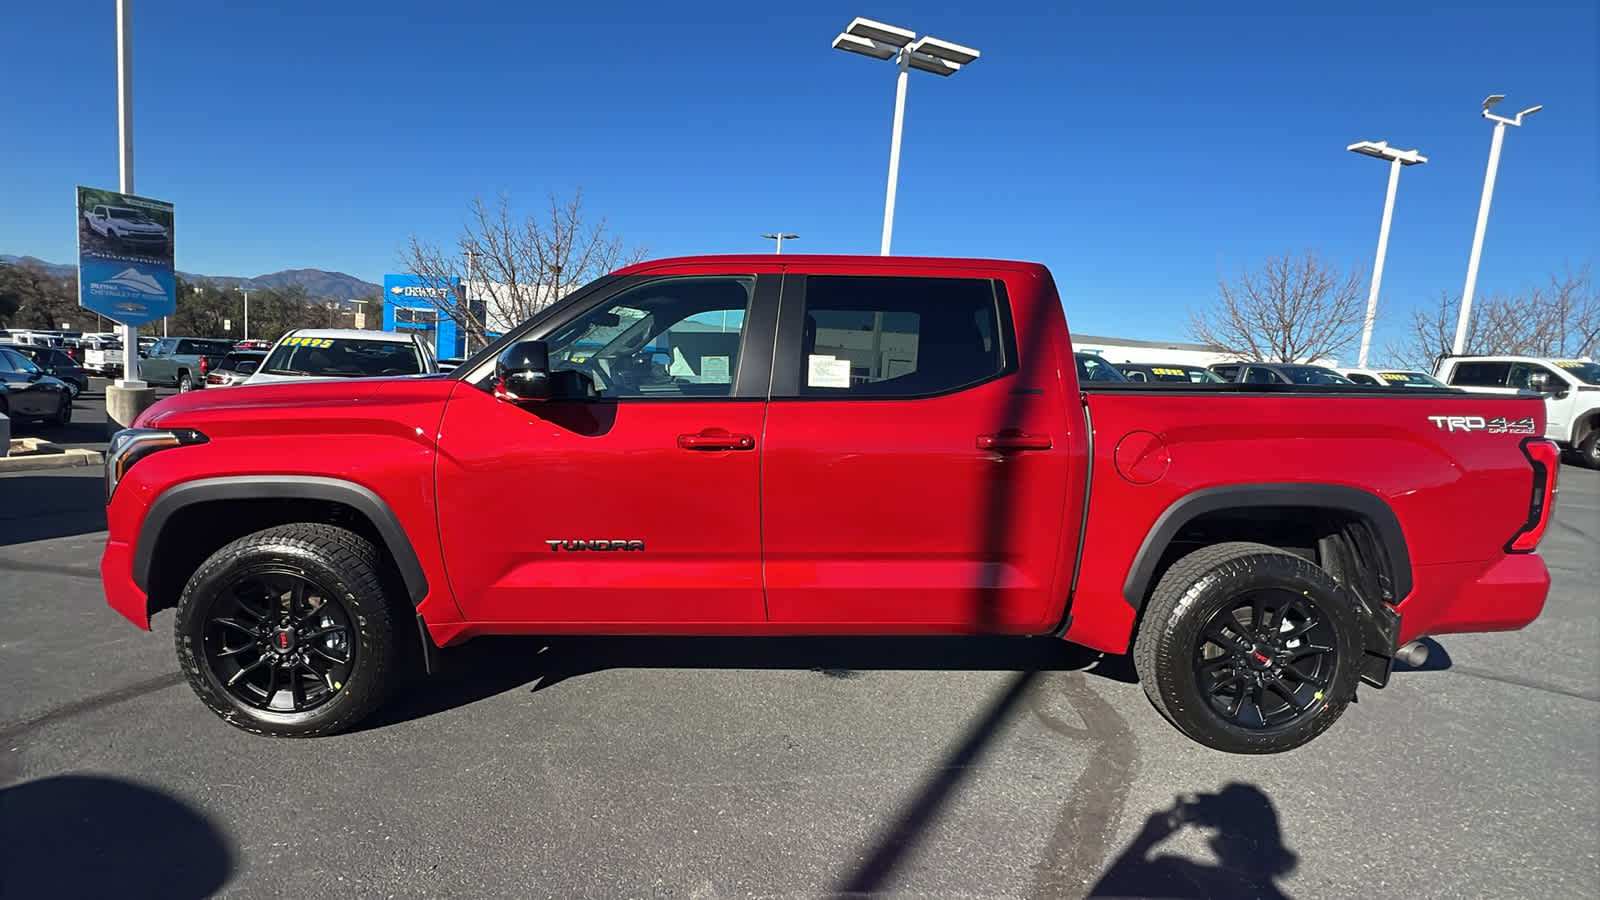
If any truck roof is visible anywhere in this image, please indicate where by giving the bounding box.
[611,254,1050,276]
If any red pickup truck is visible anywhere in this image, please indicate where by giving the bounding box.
[100,255,1558,753]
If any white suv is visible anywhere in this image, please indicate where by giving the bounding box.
[1435,355,1600,468]
[245,329,438,385]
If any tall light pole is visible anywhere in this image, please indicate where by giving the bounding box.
[115,0,142,388]
[233,285,250,340]
[1347,140,1427,367]
[760,232,798,253]
[832,17,979,255]
[1454,94,1542,356]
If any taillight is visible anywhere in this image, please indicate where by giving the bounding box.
[1506,438,1560,553]
[199,356,211,373]
[206,373,223,384]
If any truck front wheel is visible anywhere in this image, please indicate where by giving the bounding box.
[174,523,397,737]
[1133,542,1361,754]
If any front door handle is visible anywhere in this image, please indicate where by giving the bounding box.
[678,428,756,451]
[977,430,1052,451]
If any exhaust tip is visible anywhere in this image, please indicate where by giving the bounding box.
[1395,640,1430,668]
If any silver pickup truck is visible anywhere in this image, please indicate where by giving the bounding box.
[139,337,236,392]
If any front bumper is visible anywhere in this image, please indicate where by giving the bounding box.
[100,538,151,630]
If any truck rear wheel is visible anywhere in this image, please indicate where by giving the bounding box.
[1133,542,1361,754]
[1578,430,1600,469]
[174,523,396,737]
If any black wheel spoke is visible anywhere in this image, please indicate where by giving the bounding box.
[302,625,346,642]
[227,655,267,688]
[1280,666,1329,689]
[1205,621,1249,654]
[1198,656,1234,673]
[290,581,309,619]
[1207,673,1243,696]
[1251,593,1267,635]
[216,642,255,658]
[213,616,261,638]
[1266,676,1309,711]
[1287,643,1334,662]
[308,644,349,666]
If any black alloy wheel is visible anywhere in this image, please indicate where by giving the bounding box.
[202,568,357,714]
[175,523,397,737]
[1133,541,1362,754]
[1191,588,1338,730]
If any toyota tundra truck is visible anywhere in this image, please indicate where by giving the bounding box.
[100,255,1558,753]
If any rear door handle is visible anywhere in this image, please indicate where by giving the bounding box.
[977,431,1052,451]
[678,428,756,451]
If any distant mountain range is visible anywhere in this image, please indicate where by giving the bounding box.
[0,254,380,303]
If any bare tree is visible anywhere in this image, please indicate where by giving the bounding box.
[1188,250,1367,363]
[399,188,647,347]
[1390,265,1598,368]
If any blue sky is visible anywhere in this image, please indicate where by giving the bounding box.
[2,0,1595,357]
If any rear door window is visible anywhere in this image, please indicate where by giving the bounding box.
[1448,362,1511,387]
[784,275,1009,398]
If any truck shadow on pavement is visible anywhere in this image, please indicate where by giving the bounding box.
[366,634,1139,731]
[0,773,234,900]
[0,474,108,546]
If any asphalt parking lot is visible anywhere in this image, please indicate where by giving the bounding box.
[2,383,1596,899]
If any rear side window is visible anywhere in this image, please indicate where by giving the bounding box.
[789,276,1009,398]
[1348,373,1379,385]
[1449,362,1511,387]
[1243,367,1279,384]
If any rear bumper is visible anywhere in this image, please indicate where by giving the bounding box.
[101,538,151,630]
[1397,553,1549,644]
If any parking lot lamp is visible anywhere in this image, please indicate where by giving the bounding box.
[233,285,250,340]
[1346,140,1427,367]
[760,233,798,253]
[832,17,979,255]
[1454,95,1541,355]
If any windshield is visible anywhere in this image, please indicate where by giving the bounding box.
[107,208,143,220]
[262,336,423,377]
[1376,370,1450,388]
[1277,365,1354,385]
[1139,364,1224,383]
[1076,354,1128,382]
[1554,361,1600,385]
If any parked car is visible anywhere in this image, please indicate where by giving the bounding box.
[246,329,438,384]
[1340,367,1451,389]
[437,357,465,373]
[139,337,237,392]
[1210,362,1356,386]
[1074,352,1128,382]
[233,339,274,351]
[1435,355,1600,468]
[83,204,170,250]
[203,351,269,388]
[1115,362,1227,383]
[0,345,73,426]
[1,343,89,397]
[103,254,1557,755]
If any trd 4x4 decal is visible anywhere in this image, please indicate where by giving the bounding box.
[1427,415,1537,434]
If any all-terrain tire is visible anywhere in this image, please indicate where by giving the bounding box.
[175,523,396,737]
[1578,429,1600,470]
[177,371,195,392]
[1133,541,1362,754]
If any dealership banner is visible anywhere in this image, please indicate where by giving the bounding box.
[76,185,176,325]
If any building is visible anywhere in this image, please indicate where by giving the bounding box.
[1071,333,1338,368]
[382,273,568,361]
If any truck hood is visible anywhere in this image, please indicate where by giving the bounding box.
[133,376,446,430]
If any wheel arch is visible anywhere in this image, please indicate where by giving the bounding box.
[134,476,429,614]
[1122,483,1413,612]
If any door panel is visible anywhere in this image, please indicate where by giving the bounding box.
[760,273,1077,633]
[434,271,777,627]
[435,388,767,625]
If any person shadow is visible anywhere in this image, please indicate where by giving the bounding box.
[1088,782,1297,900]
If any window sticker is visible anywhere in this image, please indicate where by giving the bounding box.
[807,354,851,389]
[700,356,730,383]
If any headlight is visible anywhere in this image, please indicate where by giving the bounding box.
[105,427,208,503]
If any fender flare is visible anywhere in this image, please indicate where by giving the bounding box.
[132,475,429,605]
[1121,483,1413,609]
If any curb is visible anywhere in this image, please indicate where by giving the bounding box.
[0,448,105,475]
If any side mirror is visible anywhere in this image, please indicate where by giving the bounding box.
[496,340,554,401]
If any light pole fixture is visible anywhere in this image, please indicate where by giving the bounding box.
[1346,140,1427,368]
[1454,94,1541,355]
[233,285,250,340]
[760,232,798,253]
[832,16,979,255]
